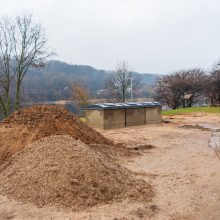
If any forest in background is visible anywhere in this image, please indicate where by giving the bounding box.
[21,60,161,104]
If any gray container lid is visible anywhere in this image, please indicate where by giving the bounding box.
[84,102,161,110]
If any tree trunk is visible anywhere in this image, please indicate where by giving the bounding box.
[183,100,185,108]
[5,92,11,118]
[14,82,21,111]
[122,84,125,102]
[0,100,6,118]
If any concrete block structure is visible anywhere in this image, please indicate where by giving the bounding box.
[146,106,162,124]
[126,107,146,126]
[84,102,162,129]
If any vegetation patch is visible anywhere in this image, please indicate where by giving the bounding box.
[163,107,220,116]
[80,117,86,123]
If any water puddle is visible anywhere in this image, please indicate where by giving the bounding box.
[179,123,220,132]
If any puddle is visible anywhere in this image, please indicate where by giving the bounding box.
[179,124,220,132]
[179,124,210,131]
[209,131,220,160]
[199,124,220,131]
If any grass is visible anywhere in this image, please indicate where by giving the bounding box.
[163,106,220,116]
[80,117,86,123]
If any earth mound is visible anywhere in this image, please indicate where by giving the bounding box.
[0,135,153,210]
[0,105,112,164]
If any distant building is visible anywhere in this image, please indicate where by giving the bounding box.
[96,89,108,96]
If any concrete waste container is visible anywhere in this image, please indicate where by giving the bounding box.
[84,102,162,129]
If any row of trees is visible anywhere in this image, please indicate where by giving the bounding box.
[72,61,220,112]
[0,12,52,118]
[155,64,220,109]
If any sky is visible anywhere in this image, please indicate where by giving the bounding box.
[0,0,220,74]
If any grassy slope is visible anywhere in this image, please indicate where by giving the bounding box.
[163,107,220,116]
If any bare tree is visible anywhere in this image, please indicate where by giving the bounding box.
[0,12,53,117]
[106,62,141,102]
[155,74,183,109]
[0,17,14,117]
[206,62,220,105]
[12,12,53,110]
[155,69,205,109]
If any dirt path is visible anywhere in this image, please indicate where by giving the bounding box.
[0,113,220,219]
[102,114,220,219]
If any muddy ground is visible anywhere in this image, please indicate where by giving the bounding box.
[0,113,220,219]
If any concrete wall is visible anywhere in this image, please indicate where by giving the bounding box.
[85,106,162,129]
[84,109,104,129]
[103,109,125,129]
[145,107,162,124]
[126,108,146,126]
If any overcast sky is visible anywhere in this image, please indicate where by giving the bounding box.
[1,0,220,73]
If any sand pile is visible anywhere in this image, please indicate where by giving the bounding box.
[0,105,112,164]
[0,135,153,210]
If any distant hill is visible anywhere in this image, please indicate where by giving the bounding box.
[22,60,161,103]
[141,73,161,85]
[43,60,161,85]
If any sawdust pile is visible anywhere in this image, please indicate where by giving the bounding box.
[0,105,112,165]
[0,135,153,210]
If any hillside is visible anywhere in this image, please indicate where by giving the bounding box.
[22,60,160,103]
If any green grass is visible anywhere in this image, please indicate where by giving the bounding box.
[163,106,220,116]
[80,117,86,123]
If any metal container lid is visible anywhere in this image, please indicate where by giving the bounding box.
[84,102,161,110]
